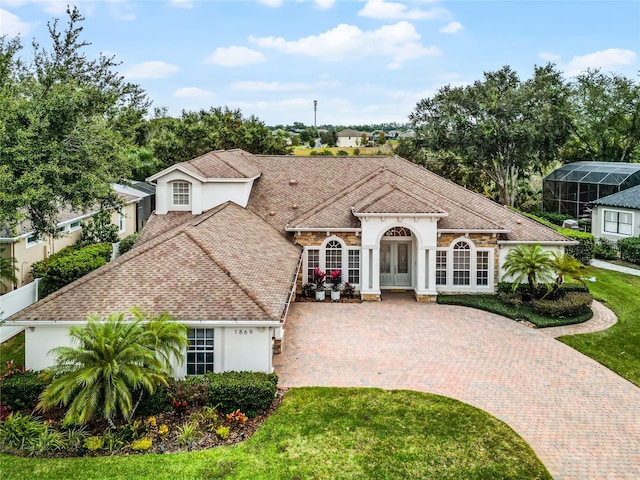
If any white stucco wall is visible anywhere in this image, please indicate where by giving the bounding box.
[591,205,639,243]
[25,326,75,371]
[337,136,361,148]
[219,326,273,373]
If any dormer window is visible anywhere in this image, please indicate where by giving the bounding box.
[172,182,191,206]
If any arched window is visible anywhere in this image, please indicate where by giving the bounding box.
[325,240,342,277]
[452,241,471,286]
[384,227,412,237]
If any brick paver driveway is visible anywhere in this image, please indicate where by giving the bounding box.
[274,295,640,480]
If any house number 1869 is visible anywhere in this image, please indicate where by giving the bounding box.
[234,329,253,335]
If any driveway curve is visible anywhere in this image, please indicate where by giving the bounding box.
[274,295,640,480]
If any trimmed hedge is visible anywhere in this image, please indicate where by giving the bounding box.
[618,237,640,265]
[31,243,112,297]
[517,210,595,265]
[205,371,278,415]
[594,237,618,260]
[118,233,139,255]
[135,384,172,417]
[0,371,46,411]
[532,291,593,318]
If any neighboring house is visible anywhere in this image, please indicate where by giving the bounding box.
[0,183,154,291]
[336,129,364,148]
[7,149,573,376]
[591,184,640,242]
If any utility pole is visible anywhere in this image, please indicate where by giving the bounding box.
[313,100,317,129]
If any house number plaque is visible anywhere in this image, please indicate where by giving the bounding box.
[234,329,254,335]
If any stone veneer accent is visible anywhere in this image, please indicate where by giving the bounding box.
[294,231,361,247]
[361,293,381,302]
[415,293,437,303]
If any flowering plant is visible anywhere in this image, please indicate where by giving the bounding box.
[312,267,326,290]
[329,269,342,291]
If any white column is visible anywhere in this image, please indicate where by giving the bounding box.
[371,247,380,291]
[361,247,370,290]
[428,248,437,293]
[416,248,426,291]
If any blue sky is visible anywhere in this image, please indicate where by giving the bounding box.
[1,0,639,126]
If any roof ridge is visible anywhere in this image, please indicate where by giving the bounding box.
[183,230,278,321]
[356,182,445,213]
[289,167,387,225]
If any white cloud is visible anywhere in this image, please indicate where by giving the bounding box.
[123,61,180,79]
[251,21,441,69]
[358,0,447,20]
[205,46,267,67]
[0,8,34,36]
[258,0,283,7]
[564,48,637,76]
[173,87,214,99]
[440,21,463,34]
[314,0,335,9]
[538,52,561,62]
[170,0,193,8]
[230,80,342,92]
[106,0,136,21]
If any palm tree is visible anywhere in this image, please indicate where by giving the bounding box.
[502,244,554,297]
[0,248,18,293]
[38,312,187,426]
[550,252,585,287]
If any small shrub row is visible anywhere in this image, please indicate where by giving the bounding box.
[594,237,618,260]
[532,291,593,318]
[618,237,640,265]
[0,370,46,412]
[31,243,112,297]
[205,371,278,416]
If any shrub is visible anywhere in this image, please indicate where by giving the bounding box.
[336,150,349,156]
[131,437,153,451]
[309,150,318,156]
[205,371,277,415]
[176,421,199,447]
[168,376,209,407]
[102,430,125,452]
[618,237,640,265]
[33,243,112,297]
[135,384,172,417]
[594,238,618,260]
[0,413,47,451]
[353,148,361,155]
[27,428,66,454]
[0,370,46,411]
[215,425,230,440]
[532,291,593,318]
[78,209,119,246]
[65,426,88,450]
[84,435,104,451]
[118,233,139,255]
[532,211,573,226]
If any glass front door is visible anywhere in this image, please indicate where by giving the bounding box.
[380,241,412,287]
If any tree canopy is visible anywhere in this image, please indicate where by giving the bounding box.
[408,64,573,206]
[0,7,149,237]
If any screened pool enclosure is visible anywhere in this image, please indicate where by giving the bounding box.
[543,162,640,217]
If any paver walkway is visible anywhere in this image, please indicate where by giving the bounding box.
[274,295,640,480]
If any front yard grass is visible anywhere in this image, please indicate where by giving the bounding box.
[0,387,550,480]
[559,266,640,387]
[437,294,593,328]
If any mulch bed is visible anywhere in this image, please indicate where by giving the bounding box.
[296,296,362,303]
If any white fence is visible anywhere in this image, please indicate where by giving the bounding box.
[0,279,40,343]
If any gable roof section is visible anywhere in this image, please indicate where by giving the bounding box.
[353,183,446,215]
[148,149,261,182]
[11,202,301,322]
[337,129,363,137]
[593,185,640,209]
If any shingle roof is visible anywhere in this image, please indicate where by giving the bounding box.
[336,129,363,137]
[11,202,301,322]
[179,149,261,179]
[593,185,640,209]
[354,183,446,215]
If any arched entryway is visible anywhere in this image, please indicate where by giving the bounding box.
[379,226,413,288]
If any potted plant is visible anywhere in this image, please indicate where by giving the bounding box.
[312,267,326,301]
[329,269,342,301]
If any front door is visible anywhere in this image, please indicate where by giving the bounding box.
[380,241,412,287]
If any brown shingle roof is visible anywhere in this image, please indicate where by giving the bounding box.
[12,202,301,322]
[354,183,446,215]
[179,149,261,179]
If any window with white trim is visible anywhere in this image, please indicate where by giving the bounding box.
[306,248,319,283]
[477,251,489,286]
[69,221,82,231]
[26,234,43,247]
[348,249,360,284]
[187,328,214,375]
[172,182,190,206]
[452,241,471,286]
[604,210,632,235]
[325,240,342,277]
[118,209,126,233]
[436,250,447,285]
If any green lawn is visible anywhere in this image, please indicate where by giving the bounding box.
[559,266,640,387]
[0,387,550,480]
[0,331,25,375]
